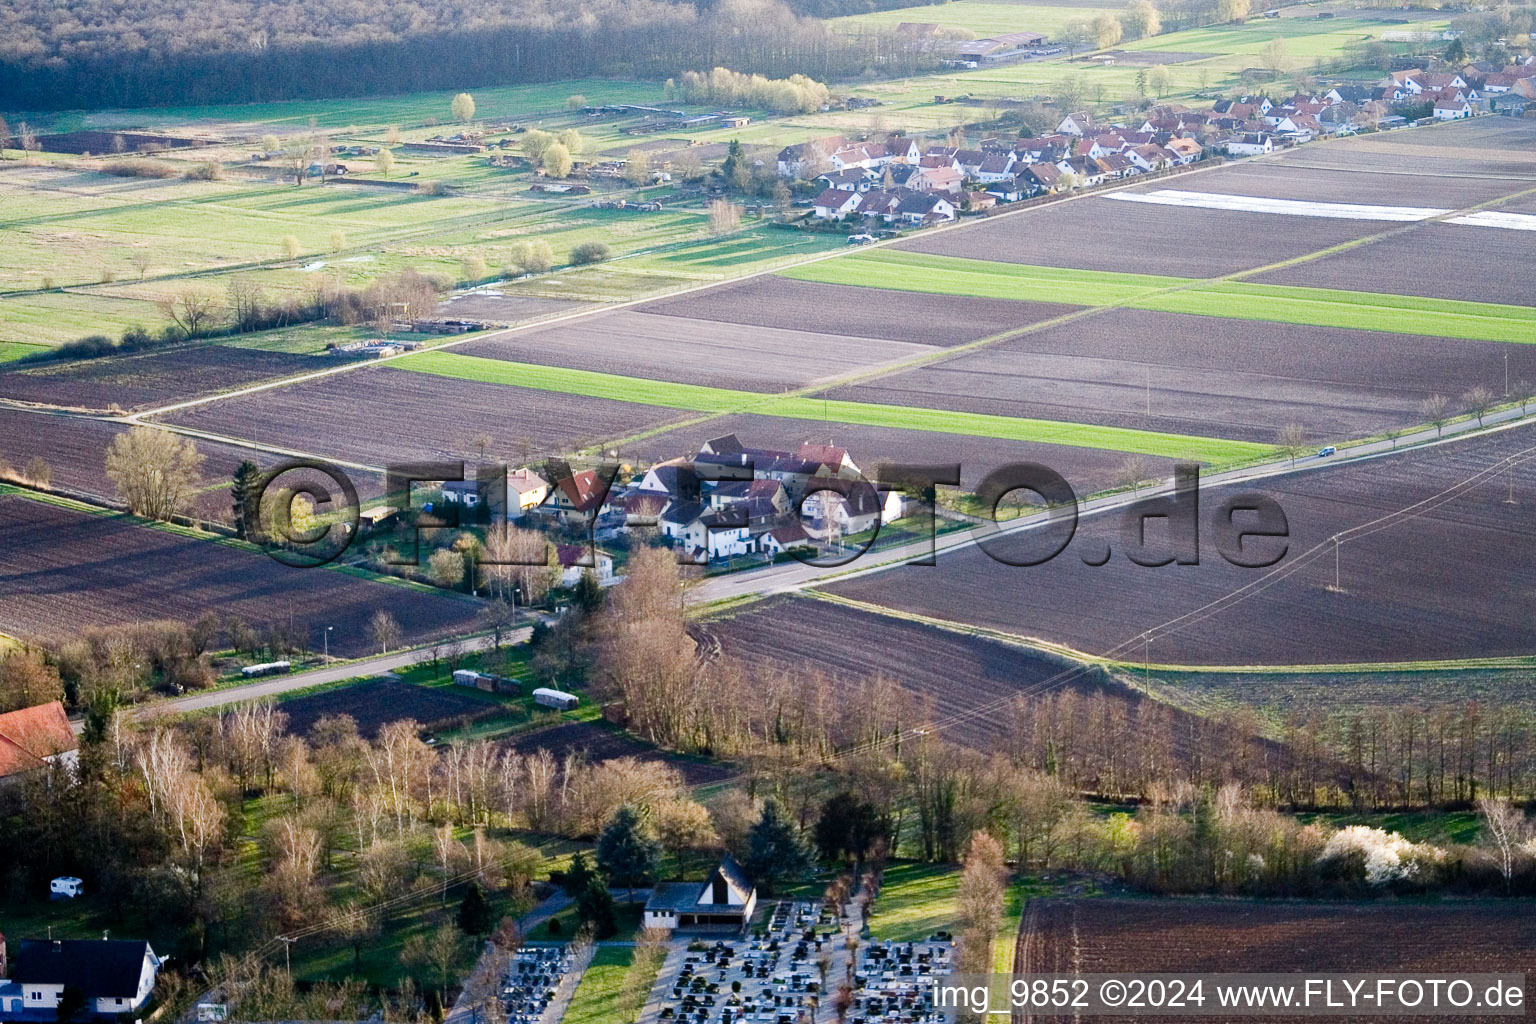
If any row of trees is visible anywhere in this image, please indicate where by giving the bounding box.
[670,67,831,113]
[0,0,945,111]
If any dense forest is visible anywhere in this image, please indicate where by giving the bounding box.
[0,0,939,111]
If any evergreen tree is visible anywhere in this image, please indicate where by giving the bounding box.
[574,569,604,614]
[576,876,618,938]
[813,792,884,870]
[458,881,495,935]
[744,799,809,896]
[231,459,261,540]
[562,850,597,897]
[597,805,660,903]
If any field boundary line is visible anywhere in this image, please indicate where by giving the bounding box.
[119,144,1256,426]
[394,349,1267,462]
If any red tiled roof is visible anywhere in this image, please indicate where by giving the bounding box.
[557,470,605,512]
[0,701,75,778]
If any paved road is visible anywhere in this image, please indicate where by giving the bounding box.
[125,630,526,722]
[103,403,1534,728]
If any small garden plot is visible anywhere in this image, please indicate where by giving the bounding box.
[279,678,499,738]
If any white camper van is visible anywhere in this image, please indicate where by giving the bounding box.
[50,876,84,899]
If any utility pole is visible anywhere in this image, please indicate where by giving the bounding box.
[1506,352,1510,398]
[1143,631,1151,686]
[279,936,295,978]
[1327,534,1341,592]
[323,625,333,664]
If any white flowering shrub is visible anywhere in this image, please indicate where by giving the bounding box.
[1318,825,1445,885]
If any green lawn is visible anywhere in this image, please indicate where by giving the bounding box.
[396,349,1271,463]
[868,862,961,942]
[784,251,1536,345]
[564,946,638,1024]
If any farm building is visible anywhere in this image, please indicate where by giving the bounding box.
[453,670,520,694]
[0,938,163,1020]
[643,854,757,932]
[0,702,77,786]
[533,687,579,711]
[952,31,1049,63]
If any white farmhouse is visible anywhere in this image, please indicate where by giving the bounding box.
[1,938,162,1020]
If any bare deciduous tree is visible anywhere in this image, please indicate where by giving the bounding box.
[105,426,204,521]
[1462,385,1495,427]
[368,610,402,654]
[1476,796,1530,894]
[156,286,220,337]
[1117,453,1149,496]
[1421,393,1449,437]
[1276,422,1307,466]
[708,199,743,236]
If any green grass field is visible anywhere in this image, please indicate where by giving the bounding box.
[564,946,638,1024]
[867,862,961,942]
[782,250,1184,304]
[396,349,1271,462]
[833,0,1122,39]
[784,251,1536,345]
[38,80,667,135]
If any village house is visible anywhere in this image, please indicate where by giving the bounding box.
[909,160,963,193]
[1226,132,1275,156]
[1164,137,1203,164]
[555,544,615,587]
[440,466,549,518]
[815,168,877,192]
[799,479,904,541]
[0,938,163,1020]
[1056,112,1098,136]
[813,188,863,219]
[643,855,757,932]
[545,469,611,524]
[0,702,77,787]
[1434,95,1475,119]
[897,191,958,224]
